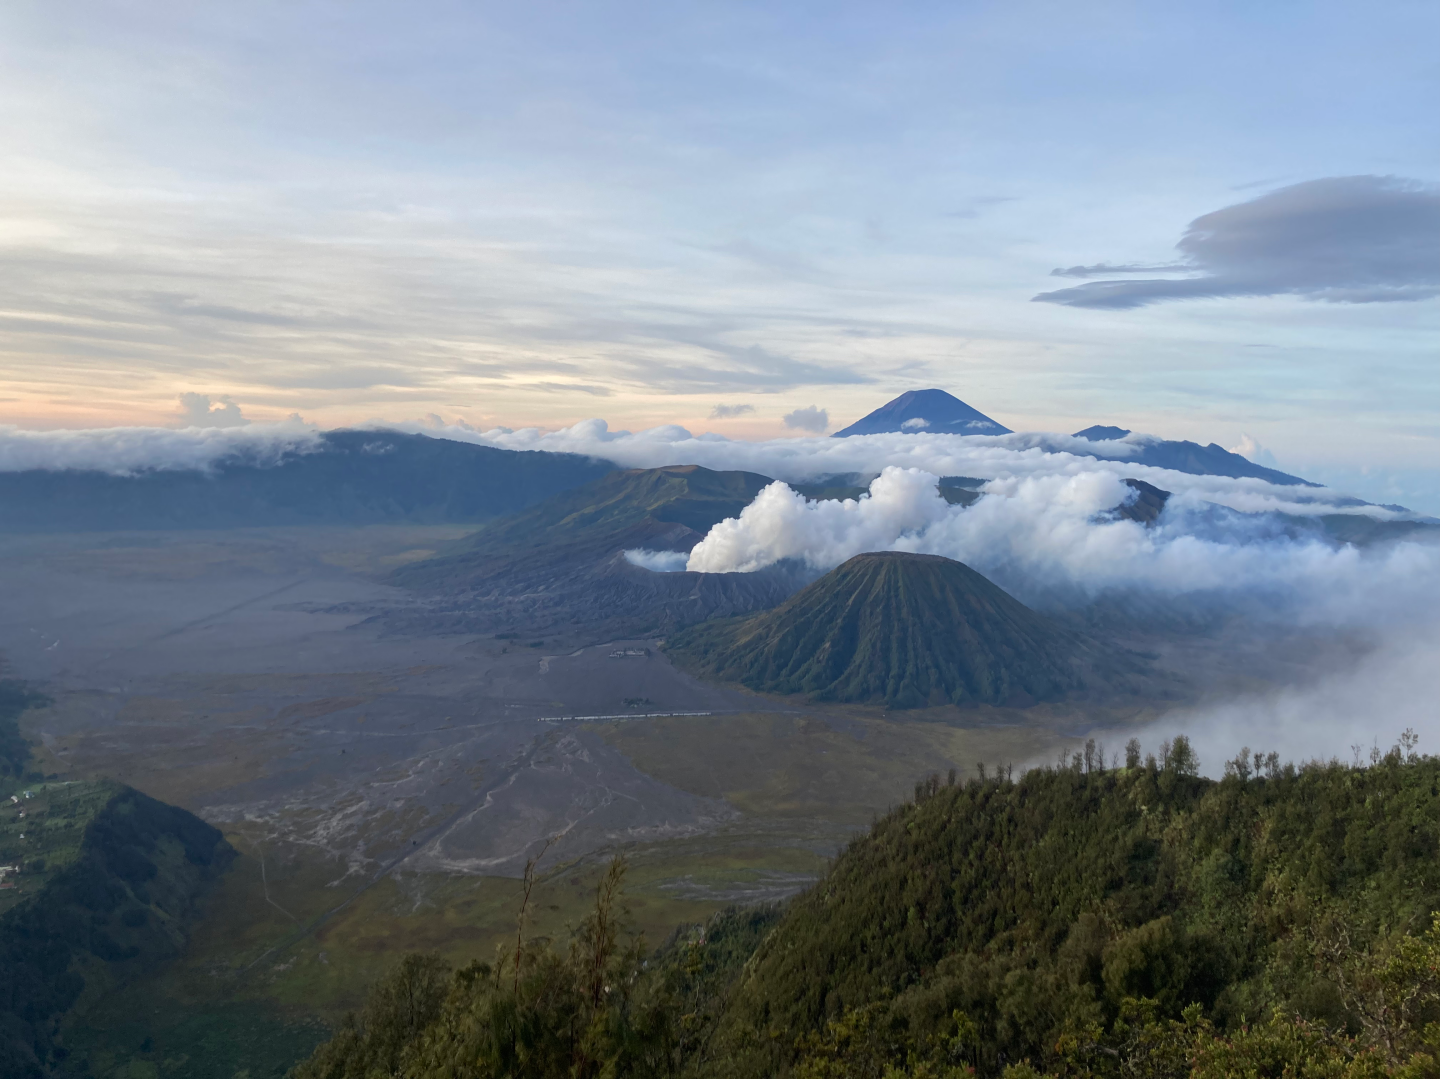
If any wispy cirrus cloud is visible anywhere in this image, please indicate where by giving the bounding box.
[1035,176,1440,309]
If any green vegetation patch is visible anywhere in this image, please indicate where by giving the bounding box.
[596,711,1057,822]
[290,741,1440,1079]
[0,780,231,1078]
[715,739,1440,1077]
[0,677,50,783]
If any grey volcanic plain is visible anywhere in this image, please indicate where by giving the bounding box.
[0,517,1376,1033]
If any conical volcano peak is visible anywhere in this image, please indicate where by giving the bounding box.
[665,549,1135,708]
[832,388,1011,438]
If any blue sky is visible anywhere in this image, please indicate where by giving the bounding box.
[1,1,1437,506]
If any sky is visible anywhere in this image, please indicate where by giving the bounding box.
[1,1,1437,507]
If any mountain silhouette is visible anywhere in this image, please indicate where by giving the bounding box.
[832,389,1011,437]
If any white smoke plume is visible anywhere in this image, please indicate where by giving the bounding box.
[685,466,1440,620]
[622,549,689,572]
[687,468,952,573]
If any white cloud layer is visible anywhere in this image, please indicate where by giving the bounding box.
[436,420,1412,522]
[1098,620,1440,780]
[684,467,1440,621]
[0,419,320,474]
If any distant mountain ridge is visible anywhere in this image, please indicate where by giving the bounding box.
[832,389,1012,437]
[0,430,614,531]
[665,551,1147,708]
[831,390,1320,487]
[1070,424,1318,486]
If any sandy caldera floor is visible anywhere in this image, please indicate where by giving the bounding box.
[0,527,1077,1025]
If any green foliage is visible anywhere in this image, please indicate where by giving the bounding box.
[665,552,1130,708]
[0,677,49,780]
[712,741,1440,1078]
[292,857,690,1079]
[0,783,231,1078]
[288,746,1440,1079]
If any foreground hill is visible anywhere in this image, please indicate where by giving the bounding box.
[292,743,1440,1078]
[0,430,613,531]
[0,776,232,1078]
[0,679,235,1078]
[664,551,1139,707]
[708,743,1440,1077]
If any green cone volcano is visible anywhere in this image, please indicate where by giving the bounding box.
[665,551,1125,708]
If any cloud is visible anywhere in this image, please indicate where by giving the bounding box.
[683,466,1440,646]
[521,382,615,397]
[1049,263,1189,278]
[1228,433,1281,471]
[900,417,930,430]
[0,419,320,474]
[709,403,756,419]
[442,419,1397,523]
[1034,176,1440,308]
[177,393,248,428]
[1098,618,1440,779]
[783,406,829,433]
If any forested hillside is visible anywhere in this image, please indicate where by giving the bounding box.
[0,679,235,1078]
[290,736,1440,1078]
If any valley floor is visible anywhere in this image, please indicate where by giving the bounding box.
[0,526,1375,1078]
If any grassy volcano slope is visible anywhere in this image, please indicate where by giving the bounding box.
[392,465,775,590]
[666,551,1115,708]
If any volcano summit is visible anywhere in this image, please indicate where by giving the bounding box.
[665,551,1140,708]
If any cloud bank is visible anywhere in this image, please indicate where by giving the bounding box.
[177,393,249,428]
[1108,622,1440,780]
[0,420,320,475]
[437,419,1411,524]
[2,417,1421,531]
[1035,176,1440,308]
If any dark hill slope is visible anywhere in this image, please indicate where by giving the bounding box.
[710,752,1440,1078]
[388,466,812,637]
[0,781,231,1078]
[0,430,613,532]
[1072,425,1317,486]
[665,551,1136,707]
